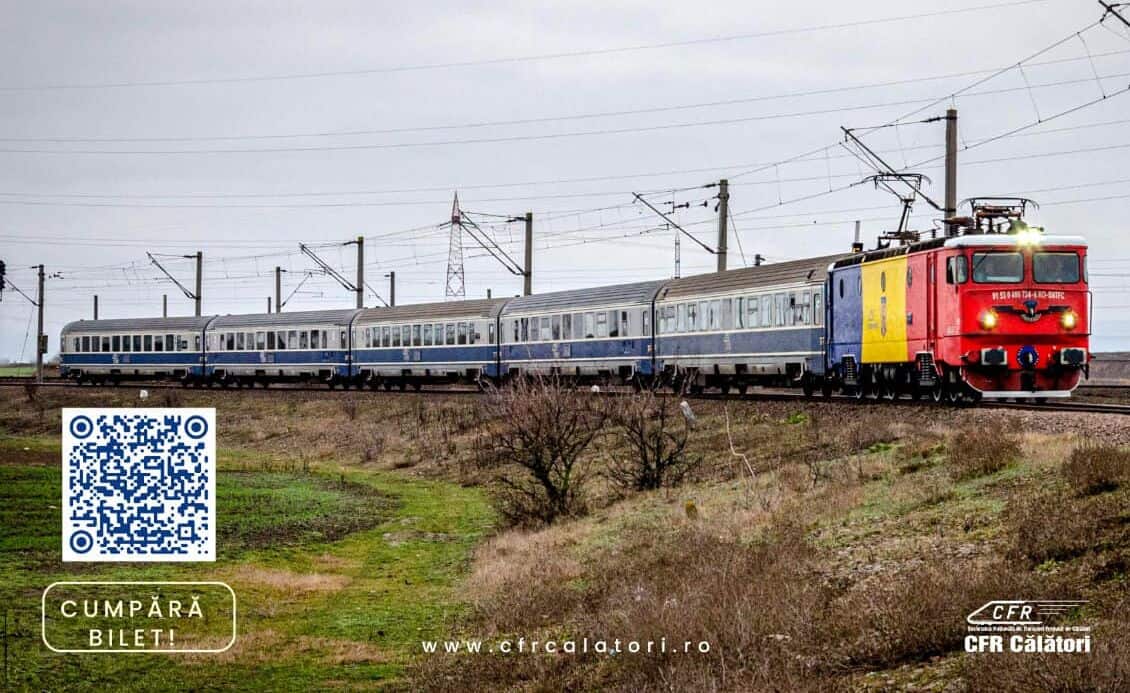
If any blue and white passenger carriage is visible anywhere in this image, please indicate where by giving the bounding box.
[60,316,212,384]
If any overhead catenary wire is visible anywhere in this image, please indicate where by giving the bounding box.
[0,0,1052,92]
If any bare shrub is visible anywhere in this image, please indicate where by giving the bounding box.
[1007,489,1123,565]
[160,389,183,407]
[475,377,607,526]
[1063,443,1130,496]
[603,389,699,492]
[946,428,1021,481]
[340,397,359,421]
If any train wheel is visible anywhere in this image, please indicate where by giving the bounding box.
[738,382,749,395]
[1034,397,1048,404]
[801,373,815,398]
[413,382,422,391]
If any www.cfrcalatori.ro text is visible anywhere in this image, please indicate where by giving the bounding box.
[421,637,711,655]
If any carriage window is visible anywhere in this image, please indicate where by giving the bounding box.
[607,311,619,338]
[93,336,103,352]
[237,333,246,351]
[838,278,844,298]
[446,323,456,345]
[411,324,420,347]
[265,331,274,350]
[551,315,561,340]
[539,317,551,341]
[165,335,174,351]
[775,294,786,327]
[642,309,650,336]
[101,336,109,352]
[685,303,697,331]
[946,256,968,284]
[760,296,771,327]
[1033,252,1080,283]
[153,336,162,352]
[562,314,572,340]
[256,332,266,350]
[489,322,496,344]
[133,335,142,352]
[111,335,120,351]
[398,326,408,347]
[675,304,685,332]
[620,310,630,337]
[390,326,400,347]
[323,331,329,349]
[123,335,133,352]
[582,313,594,338]
[515,318,525,342]
[458,322,468,345]
[81,336,90,352]
[473,322,483,344]
[813,291,823,326]
[423,323,433,346]
[595,311,608,337]
[142,335,152,351]
[193,335,200,351]
[748,295,759,327]
[972,252,1022,283]
[283,330,294,349]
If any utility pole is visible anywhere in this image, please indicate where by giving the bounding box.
[275,267,282,313]
[194,251,202,316]
[385,271,396,307]
[35,265,44,383]
[355,236,364,309]
[162,294,167,318]
[93,295,98,320]
[523,212,533,296]
[716,179,729,273]
[944,108,958,237]
[267,297,272,313]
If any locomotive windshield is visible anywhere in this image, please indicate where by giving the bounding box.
[1033,252,1081,283]
[971,252,1023,283]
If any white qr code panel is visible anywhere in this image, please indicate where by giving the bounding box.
[62,408,216,562]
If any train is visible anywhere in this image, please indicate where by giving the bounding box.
[60,203,1090,401]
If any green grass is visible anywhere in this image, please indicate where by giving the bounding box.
[0,364,34,377]
[0,442,494,691]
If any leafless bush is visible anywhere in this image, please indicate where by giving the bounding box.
[475,377,607,526]
[340,397,359,421]
[159,389,182,407]
[603,389,699,492]
[1063,443,1130,496]
[23,382,38,403]
[1007,489,1123,565]
[946,428,1021,481]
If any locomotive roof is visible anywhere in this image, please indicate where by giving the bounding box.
[943,234,1087,248]
[210,308,361,329]
[658,254,849,300]
[356,298,508,323]
[61,315,216,334]
[832,233,1089,269]
[502,280,666,314]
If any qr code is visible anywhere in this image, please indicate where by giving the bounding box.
[62,408,216,562]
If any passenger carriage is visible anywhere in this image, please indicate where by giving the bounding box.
[499,281,665,384]
[654,255,845,394]
[204,309,361,387]
[351,299,507,389]
[60,316,212,384]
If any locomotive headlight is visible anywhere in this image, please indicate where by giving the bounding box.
[1061,310,1078,330]
[979,310,999,330]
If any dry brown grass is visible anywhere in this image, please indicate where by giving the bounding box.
[1063,443,1130,496]
[220,565,351,596]
[946,428,1022,481]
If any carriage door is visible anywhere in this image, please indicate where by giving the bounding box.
[926,254,936,352]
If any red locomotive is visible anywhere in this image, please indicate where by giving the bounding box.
[826,199,1090,402]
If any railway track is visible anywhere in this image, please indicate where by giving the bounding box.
[4,376,1129,415]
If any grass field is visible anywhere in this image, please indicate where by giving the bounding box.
[0,365,34,377]
[1,387,1127,690]
[0,430,494,690]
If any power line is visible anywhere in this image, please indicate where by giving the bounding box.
[0,0,1052,92]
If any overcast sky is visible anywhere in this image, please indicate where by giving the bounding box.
[2,0,1129,359]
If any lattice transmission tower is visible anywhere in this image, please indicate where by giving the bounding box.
[444,192,466,300]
